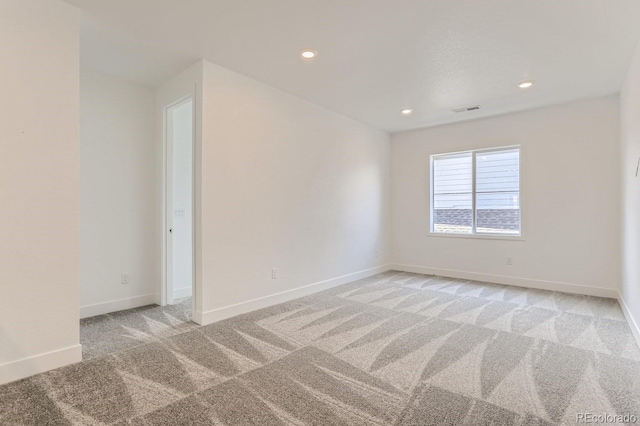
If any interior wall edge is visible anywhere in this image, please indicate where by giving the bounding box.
[618,291,640,349]
[0,0,80,377]
[0,344,82,386]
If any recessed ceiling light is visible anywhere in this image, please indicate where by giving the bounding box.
[401,108,414,115]
[301,49,317,60]
[518,80,535,89]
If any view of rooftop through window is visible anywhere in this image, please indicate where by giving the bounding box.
[431,147,520,235]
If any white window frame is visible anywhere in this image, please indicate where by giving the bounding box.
[428,145,523,240]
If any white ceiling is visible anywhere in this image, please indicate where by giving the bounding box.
[66,0,640,133]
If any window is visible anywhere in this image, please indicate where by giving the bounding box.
[430,146,521,236]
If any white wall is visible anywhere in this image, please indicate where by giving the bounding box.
[170,100,194,300]
[391,96,621,296]
[620,41,640,340]
[198,60,391,323]
[80,68,159,318]
[0,0,81,385]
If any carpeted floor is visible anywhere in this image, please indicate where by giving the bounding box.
[80,297,197,359]
[2,271,640,425]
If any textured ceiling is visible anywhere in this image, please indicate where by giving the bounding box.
[66,0,640,132]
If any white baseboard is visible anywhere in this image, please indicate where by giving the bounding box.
[617,292,640,348]
[197,264,391,325]
[0,344,82,385]
[392,264,619,299]
[80,293,158,319]
[173,287,193,300]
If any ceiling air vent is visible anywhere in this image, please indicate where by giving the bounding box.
[452,105,481,113]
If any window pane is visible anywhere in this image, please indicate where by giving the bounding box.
[476,193,520,234]
[475,149,520,234]
[432,152,472,234]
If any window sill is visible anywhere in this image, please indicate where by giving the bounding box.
[427,232,525,241]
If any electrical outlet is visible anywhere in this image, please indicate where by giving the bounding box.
[375,250,379,258]
[271,268,278,280]
[121,273,130,285]
[506,257,513,266]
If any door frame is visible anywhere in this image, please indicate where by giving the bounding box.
[162,95,195,307]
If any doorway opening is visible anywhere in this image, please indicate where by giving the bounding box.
[164,97,194,308]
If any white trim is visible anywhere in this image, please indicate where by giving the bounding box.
[196,265,391,325]
[429,145,522,237]
[472,150,477,234]
[173,287,193,300]
[156,63,203,322]
[617,292,640,349]
[426,232,525,241]
[0,344,82,385]
[162,94,196,308]
[79,294,158,319]
[392,264,618,299]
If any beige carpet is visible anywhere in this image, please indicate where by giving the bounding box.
[79,297,197,359]
[1,271,639,425]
